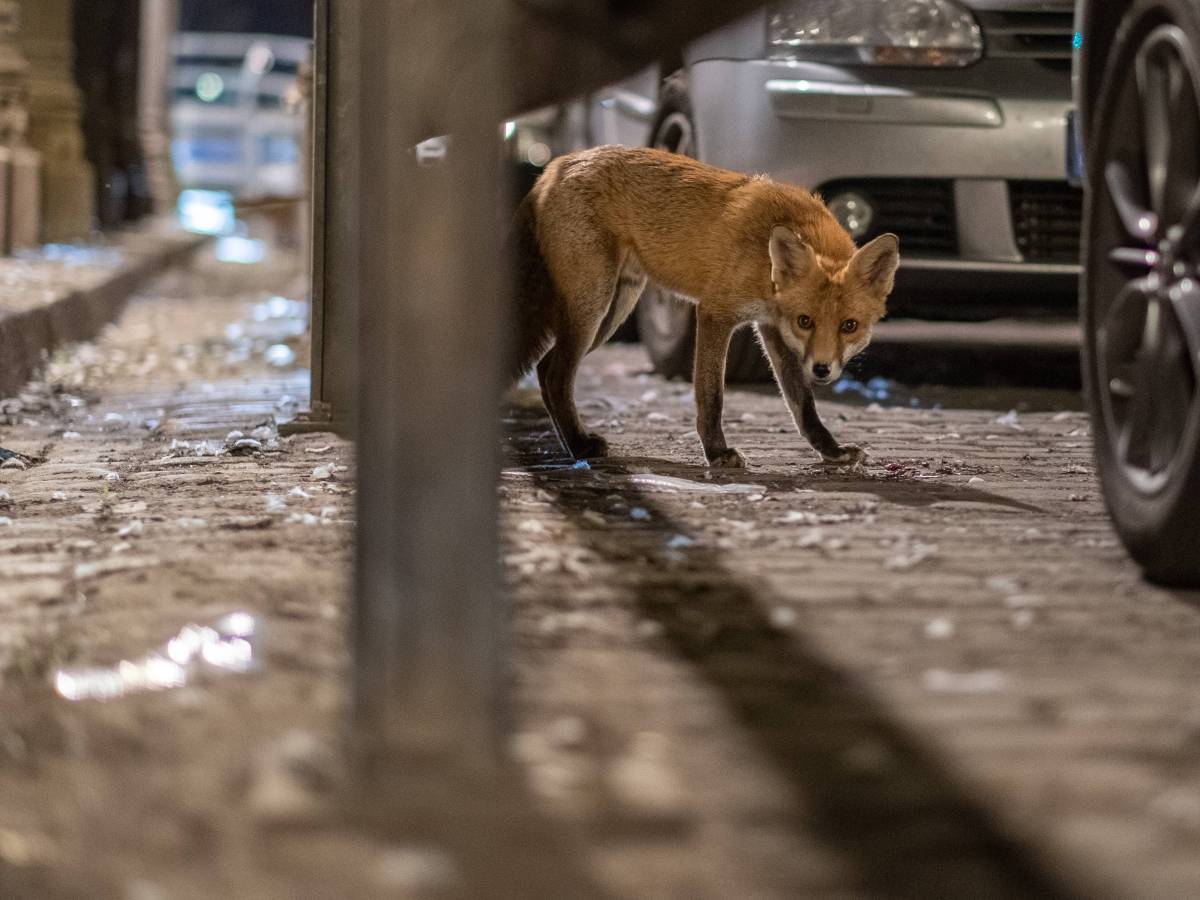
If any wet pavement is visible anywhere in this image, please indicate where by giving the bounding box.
[0,244,1198,897]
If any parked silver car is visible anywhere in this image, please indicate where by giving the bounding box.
[570,1,1082,379]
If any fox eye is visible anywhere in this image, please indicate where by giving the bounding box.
[797,315,814,330]
[840,319,859,334]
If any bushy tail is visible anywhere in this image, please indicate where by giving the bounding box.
[508,194,556,382]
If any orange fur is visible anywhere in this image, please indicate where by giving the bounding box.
[513,146,900,467]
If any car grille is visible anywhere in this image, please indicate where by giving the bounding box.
[978,7,1075,69]
[818,179,958,257]
[1009,180,1082,264]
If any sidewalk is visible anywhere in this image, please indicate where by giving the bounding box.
[0,251,1197,897]
[502,348,1200,900]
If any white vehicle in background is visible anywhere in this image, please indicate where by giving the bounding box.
[170,32,310,200]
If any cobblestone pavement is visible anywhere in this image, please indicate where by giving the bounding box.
[0,251,1198,897]
[502,346,1200,900]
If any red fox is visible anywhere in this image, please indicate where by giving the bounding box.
[512,146,900,468]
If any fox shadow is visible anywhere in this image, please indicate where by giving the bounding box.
[505,408,1081,900]
[522,450,1046,515]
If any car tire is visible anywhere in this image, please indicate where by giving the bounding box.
[635,72,773,383]
[1082,0,1200,584]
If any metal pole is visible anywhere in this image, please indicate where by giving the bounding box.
[350,0,509,772]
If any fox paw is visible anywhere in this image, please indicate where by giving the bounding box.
[571,433,609,460]
[707,447,747,469]
[821,445,866,467]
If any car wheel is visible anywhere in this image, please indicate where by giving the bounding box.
[1083,0,1200,584]
[635,72,773,383]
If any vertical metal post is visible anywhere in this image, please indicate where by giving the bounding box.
[292,0,356,434]
[350,0,509,771]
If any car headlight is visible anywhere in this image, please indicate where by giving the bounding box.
[768,0,983,68]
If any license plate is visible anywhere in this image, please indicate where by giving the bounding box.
[1066,109,1084,186]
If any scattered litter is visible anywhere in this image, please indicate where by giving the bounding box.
[288,512,321,526]
[1068,493,1088,502]
[832,376,893,402]
[0,517,11,527]
[570,459,591,471]
[639,390,659,403]
[288,486,311,499]
[623,473,761,494]
[518,519,546,534]
[607,731,688,821]
[1,458,27,471]
[247,729,341,825]
[884,541,938,571]
[797,529,825,549]
[103,412,124,424]
[646,412,670,422]
[1063,464,1090,475]
[61,431,81,439]
[630,507,651,521]
[1011,609,1036,629]
[547,715,588,748]
[0,489,9,504]
[666,534,695,549]
[577,510,605,527]
[175,517,208,529]
[924,617,955,640]
[769,606,798,630]
[265,495,288,514]
[311,465,334,481]
[985,575,1022,595]
[537,610,609,635]
[374,845,462,893]
[116,520,144,538]
[305,445,332,454]
[994,409,1022,429]
[103,472,121,483]
[54,611,262,702]
[1150,786,1200,833]
[228,438,263,454]
[1052,411,1075,421]
[635,619,664,639]
[923,668,1009,694]
[779,510,851,525]
[967,476,985,485]
[264,344,297,367]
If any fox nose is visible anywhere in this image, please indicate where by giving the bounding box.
[812,363,832,380]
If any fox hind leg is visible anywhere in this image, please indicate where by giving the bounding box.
[535,223,626,459]
[537,328,609,460]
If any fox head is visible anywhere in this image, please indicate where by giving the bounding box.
[767,226,900,385]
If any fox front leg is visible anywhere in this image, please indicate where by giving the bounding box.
[754,323,866,466]
[693,311,745,468]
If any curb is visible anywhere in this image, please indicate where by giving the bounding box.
[0,230,210,398]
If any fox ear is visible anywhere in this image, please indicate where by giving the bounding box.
[769,225,816,289]
[848,233,901,297]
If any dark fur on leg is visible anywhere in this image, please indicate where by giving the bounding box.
[508,194,557,381]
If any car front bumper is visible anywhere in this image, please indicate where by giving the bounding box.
[688,58,1080,285]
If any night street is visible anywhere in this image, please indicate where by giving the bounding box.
[1,241,1197,895]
